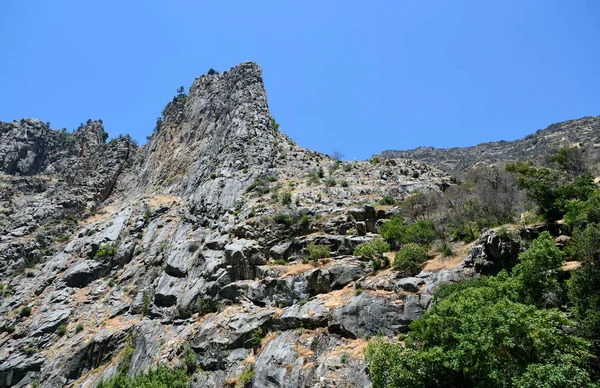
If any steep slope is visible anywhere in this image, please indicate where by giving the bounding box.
[379,115,600,175]
[0,62,465,388]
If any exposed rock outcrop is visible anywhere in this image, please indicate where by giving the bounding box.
[0,62,462,388]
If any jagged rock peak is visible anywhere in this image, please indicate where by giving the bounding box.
[74,119,107,157]
[0,119,77,175]
[136,61,279,209]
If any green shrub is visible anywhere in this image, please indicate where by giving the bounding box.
[378,195,398,205]
[324,178,336,187]
[96,365,188,388]
[272,258,287,265]
[273,212,294,226]
[512,231,564,307]
[270,117,280,132]
[96,243,117,259]
[306,243,330,261]
[341,180,349,187]
[238,364,255,386]
[381,218,436,248]
[393,243,428,275]
[353,238,390,259]
[182,345,198,374]
[57,324,67,336]
[76,323,84,332]
[280,191,292,205]
[20,306,32,317]
[251,328,264,347]
[5,325,15,334]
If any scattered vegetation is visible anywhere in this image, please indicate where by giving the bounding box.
[96,365,188,388]
[305,243,330,261]
[367,221,600,386]
[20,306,32,317]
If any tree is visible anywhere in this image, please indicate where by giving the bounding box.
[506,161,595,222]
[365,271,594,387]
[511,231,564,307]
[548,146,587,177]
[331,151,344,161]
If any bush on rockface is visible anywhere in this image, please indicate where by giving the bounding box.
[353,238,390,259]
[393,243,428,276]
[305,243,330,261]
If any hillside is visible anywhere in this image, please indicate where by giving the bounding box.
[379,116,600,175]
[0,63,461,388]
[1,62,598,388]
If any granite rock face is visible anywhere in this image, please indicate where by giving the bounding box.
[0,62,466,388]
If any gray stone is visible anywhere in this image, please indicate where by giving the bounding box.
[62,260,103,288]
[29,309,71,336]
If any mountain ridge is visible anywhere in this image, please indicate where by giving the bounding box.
[379,115,600,174]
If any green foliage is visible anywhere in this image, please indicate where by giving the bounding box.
[56,324,67,336]
[251,328,264,347]
[96,365,188,388]
[341,180,349,187]
[378,195,398,205]
[20,306,32,317]
[238,364,255,386]
[353,238,390,259]
[270,117,280,132]
[393,243,428,276]
[366,232,600,387]
[306,243,330,261]
[511,231,564,307]
[324,178,336,187]
[272,258,287,265]
[318,166,325,178]
[565,191,600,230]
[96,243,117,259]
[76,323,84,332]
[380,218,436,248]
[273,212,294,226]
[506,160,595,222]
[182,345,198,374]
[142,292,151,315]
[369,157,380,164]
[196,297,212,315]
[548,146,587,176]
[280,190,292,205]
[566,223,600,358]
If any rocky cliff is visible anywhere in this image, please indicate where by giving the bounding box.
[379,115,600,175]
[0,62,470,388]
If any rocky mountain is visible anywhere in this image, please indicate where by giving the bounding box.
[0,62,507,388]
[379,115,600,175]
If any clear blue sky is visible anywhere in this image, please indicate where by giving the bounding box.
[1,1,599,160]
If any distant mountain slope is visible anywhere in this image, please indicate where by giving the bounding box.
[379,116,600,175]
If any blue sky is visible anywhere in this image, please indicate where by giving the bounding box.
[1,1,599,160]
